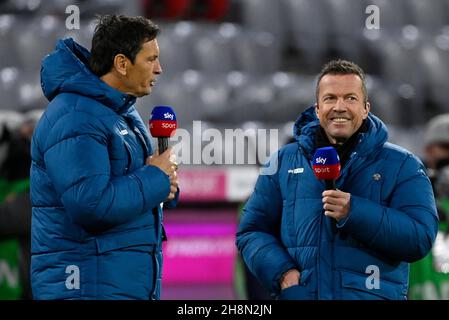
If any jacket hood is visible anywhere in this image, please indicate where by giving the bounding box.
[293,105,388,158]
[40,38,136,112]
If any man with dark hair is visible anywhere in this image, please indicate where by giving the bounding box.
[236,59,438,300]
[315,59,368,105]
[30,15,179,299]
[89,15,159,80]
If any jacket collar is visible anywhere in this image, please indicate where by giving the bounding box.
[293,105,389,160]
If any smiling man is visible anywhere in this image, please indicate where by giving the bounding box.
[236,59,438,300]
[30,15,179,300]
[316,72,369,145]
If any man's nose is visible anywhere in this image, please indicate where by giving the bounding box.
[154,59,162,75]
[333,98,346,111]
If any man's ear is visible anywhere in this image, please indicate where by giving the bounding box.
[113,54,128,76]
[315,102,319,116]
[363,101,371,118]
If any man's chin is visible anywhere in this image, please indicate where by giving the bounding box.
[328,132,350,145]
[145,87,153,95]
[135,89,152,98]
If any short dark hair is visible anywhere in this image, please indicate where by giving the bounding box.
[89,15,159,77]
[316,59,368,104]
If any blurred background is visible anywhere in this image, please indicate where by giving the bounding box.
[0,0,449,299]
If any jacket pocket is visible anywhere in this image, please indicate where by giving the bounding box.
[94,229,157,299]
[278,268,314,300]
[95,228,157,254]
[339,269,406,300]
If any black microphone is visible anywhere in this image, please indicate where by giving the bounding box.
[325,179,337,190]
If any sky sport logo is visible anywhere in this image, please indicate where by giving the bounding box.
[313,167,331,174]
[162,122,177,129]
[164,112,174,120]
[315,156,327,165]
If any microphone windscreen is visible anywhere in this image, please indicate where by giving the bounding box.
[312,146,341,180]
[149,106,177,137]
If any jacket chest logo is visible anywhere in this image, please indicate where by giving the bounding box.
[288,168,304,174]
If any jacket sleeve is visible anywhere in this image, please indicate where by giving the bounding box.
[163,187,180,209]
[338,154,438,262]
[236,154,297,294]
[43,114,170,231]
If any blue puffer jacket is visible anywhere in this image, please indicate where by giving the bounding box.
[236,106,438,300]
[30,38,177,299]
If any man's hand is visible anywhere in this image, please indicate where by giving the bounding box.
[166,170,178,201]
[146,148,179,201]
[280,269,301,290]
[146,147,176,177]
[322,189,351,221]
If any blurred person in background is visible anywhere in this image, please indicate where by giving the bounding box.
[31,15,179,300]
[0,115,38,299]
[236,59,438,300]
[409,114,449,300]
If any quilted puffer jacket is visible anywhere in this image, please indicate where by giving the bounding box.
[30,38,177,299]
[237,106,438,300]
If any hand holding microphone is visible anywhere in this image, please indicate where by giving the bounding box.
[321,189,351,222]
[312,147,350,225]
[146,147,176,176]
